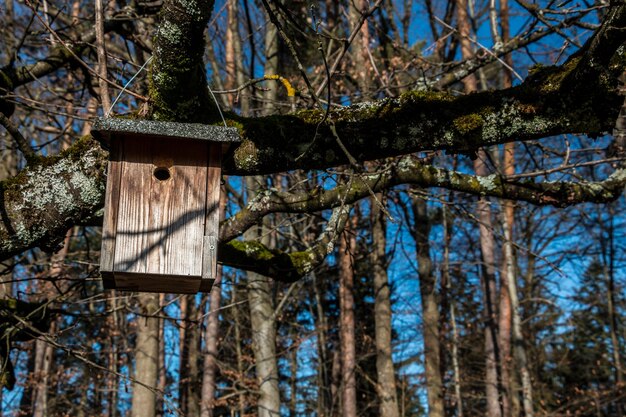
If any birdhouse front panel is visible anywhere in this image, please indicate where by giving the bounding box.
[93,118,240,294]
[114,136,213,290]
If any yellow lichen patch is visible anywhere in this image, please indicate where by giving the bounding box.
[453,113,484,134]
[264,74,296,97]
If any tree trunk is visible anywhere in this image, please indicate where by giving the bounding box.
[32,332,54,417]
[288,327,298,417]
[131,293,160,417]
[502,215,534,417]
[313,272,332,415]
[201,191,227,417]
[244,13,281,415]
[107,292,120,417]
[475,156,503,417]
[156,294,166,417]
[349,0,372,99]
[232,277,247,415]
[178,296,189,415]
[456,1,502,413]
[339,217,357,417]
[412,196,444,417]
[248,268,280,417]
[443,204,463,417]
[33,231,70,417]
[180,297,201,416]
[200,275,222,417]
[370,195,400,417]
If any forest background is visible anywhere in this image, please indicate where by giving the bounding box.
[0,0,625,416]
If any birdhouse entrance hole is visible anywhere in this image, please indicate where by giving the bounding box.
[92,118,241,294]
[153,166,171,181]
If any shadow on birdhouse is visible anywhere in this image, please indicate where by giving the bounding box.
[91,118,241,294]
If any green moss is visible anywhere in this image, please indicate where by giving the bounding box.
[398,90,454,103]
[227,239,275,261]
[296,108,324,125]
[453,114,484,134]
[288,250,316,275]
[225,119,244,132]
[233,139,260,171]
[535,56,582,94]
[528,63,545,75]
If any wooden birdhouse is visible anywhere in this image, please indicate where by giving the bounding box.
[91,118,241,294]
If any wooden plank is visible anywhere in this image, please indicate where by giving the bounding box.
[100,136,123,274]
[201,143,222,284]
[113,136,152,274]
[147,138,208,282]
[198,278,214,293]
[112,272,200,294]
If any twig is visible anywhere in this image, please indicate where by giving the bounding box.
[212,74,295,98]
[314,0,384,98]
[6,310,183,415]
[260,0,322,109]
[0,113,37,163]
[95,0,111,113]
[434,15,524,82]
[23,0,147,102]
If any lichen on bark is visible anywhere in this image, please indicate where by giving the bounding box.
[0,136,107,258]
[149,0,219,123]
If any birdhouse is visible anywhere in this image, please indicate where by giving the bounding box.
[91,118,241,294]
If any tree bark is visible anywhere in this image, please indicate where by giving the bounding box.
[131,293,160,417]
[502,215,534,417]
[457,0,503,413]
[156,294,166,417]
[200,192,227,417]
[312,271,332,415]
[412,196,444,417]
[180,297,201,416]
[339,217,357,417]
[349,0,372,99]
[32,333,54,417]
[245,16,281,413]
[370,195,400,417]
[248,267,280,417]
[443,204,463,417]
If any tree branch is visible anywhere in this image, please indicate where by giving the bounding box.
[219,204,351,282]
[0,113,37,163]
[220,156,626,241]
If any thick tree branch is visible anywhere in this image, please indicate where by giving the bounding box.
[219,205,351,282]
[222,5,626,175]
[1,4,625,281]
[220,156,626,241]
[149,0,219,123]
[0,113,37,163]
[0,137,107,260]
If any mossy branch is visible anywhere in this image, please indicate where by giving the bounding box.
[0,136,107,260]
[220,156,626,242]
[219,205,350,282]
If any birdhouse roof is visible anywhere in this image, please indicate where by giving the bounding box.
[91,117,241,143]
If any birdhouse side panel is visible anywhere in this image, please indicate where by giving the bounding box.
[201,143,222,282]
[100,138,124,287]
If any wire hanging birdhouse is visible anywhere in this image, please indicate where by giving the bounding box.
[92,118,241,294]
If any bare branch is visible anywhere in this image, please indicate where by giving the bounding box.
[0,113,37,163]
